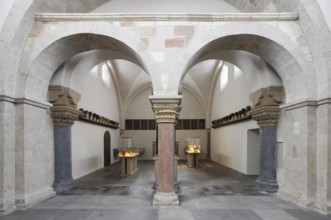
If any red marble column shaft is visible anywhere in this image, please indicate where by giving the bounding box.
[157,123,175,192]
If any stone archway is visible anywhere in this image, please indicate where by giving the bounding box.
[178,29,319,209]
[12,31,150,206]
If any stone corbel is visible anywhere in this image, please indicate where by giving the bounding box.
[49,85,81,108]
[249,86,283,126]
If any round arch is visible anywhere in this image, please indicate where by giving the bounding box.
[16,32,150,102]
[179,23,314,103]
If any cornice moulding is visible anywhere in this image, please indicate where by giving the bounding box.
[35,12,299,22]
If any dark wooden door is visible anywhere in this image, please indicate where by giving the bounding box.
[104,131,111,167]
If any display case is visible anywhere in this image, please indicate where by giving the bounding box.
[185,137,201,167]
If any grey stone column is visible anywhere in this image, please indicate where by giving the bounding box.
[53,124,74,193]
[49,86,81,194]
[249,86,283,192]
[252,112,280,192]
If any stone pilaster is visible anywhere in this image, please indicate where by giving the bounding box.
[49,86,81,194]
[249,86,283,192]
[150,96,181,206]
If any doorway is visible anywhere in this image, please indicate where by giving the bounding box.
[104,131,111,167]
[247,129,260,175]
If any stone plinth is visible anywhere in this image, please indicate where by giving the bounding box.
[152,191,179,206]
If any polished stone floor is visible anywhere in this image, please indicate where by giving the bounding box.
[1,160,331,220]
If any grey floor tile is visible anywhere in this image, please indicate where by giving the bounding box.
[191,209,263,220]
[1,161,331,220]
[0,209,63,220]
[53,209,93,220]
[159,208,193,220]
[88,209,159,220]
[253,209,298,220]
[284,209,331,220]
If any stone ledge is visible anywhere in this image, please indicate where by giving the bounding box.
[0,95,52,109]
[281,98,331,111]
[35,13,299,22]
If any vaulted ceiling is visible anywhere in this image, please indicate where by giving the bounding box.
[22,0,303,113]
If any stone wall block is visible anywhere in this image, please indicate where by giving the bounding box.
[139,27,156,37]
[0,101,16,214]
[174,26,195,37]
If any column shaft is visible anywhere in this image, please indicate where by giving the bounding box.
[53,125,74,193]
[256,125,278,191]
[157,123,175,192]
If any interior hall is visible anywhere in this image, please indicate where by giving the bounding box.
[1,0,331,219]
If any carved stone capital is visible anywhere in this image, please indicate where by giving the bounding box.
[50,106,81,125]
[249,86,283,126]
[251,110,280,126]
[152,103,181,124]
[49,85,81,108]
[150,96,182,124]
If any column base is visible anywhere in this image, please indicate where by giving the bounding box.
[256,178,278,193]
[152,191,179,206]
[53,178,75,194]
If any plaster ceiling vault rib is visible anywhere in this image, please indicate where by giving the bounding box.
[207,60,224,123]
[106,60,123,109]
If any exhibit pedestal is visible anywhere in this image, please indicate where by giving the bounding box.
[186,152,200,168]
[119,154,139,176]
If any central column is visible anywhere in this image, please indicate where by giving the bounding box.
[150,96,181,206]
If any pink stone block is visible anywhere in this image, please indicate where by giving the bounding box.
[165,38,185,48]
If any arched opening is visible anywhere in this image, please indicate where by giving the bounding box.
[16,32,151,195]
[104,131,111,167]
[179,33,307,194]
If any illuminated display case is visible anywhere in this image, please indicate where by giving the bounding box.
[118,137,139,176]
[185,137,201,167]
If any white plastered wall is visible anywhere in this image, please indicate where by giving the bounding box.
[211,62,259,175]
[71,63,120,179]
[317,0,331,31]
[0,0,14,32]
